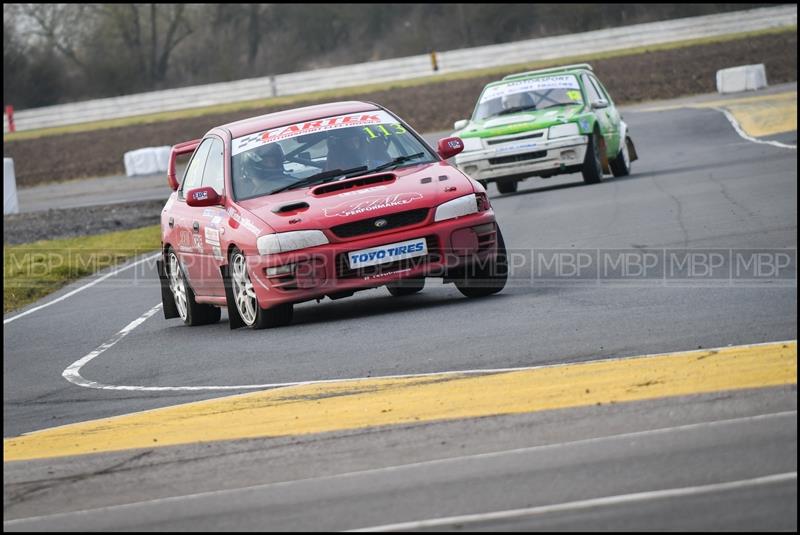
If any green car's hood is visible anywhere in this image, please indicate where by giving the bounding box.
[458,105,587,139]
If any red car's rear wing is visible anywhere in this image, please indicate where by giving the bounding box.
[167,139,201,191]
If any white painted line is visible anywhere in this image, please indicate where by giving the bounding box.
[714,107,797,149]
[3,252,161,325]
[349,472,798,532]
[62,304,797,392]
[4,412,796,527]
[62,303,164,389]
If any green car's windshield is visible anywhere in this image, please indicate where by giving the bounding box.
[231,110,437,200]
[473,75,584,122]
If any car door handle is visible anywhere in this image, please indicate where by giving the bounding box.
[193,221,200,233]
[168,217,174,228]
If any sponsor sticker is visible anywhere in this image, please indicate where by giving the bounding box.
[194,190,209,201]
[205,227,221,245]
[495,142,538,154]
[348,237,427,269]
[324,192,422,218]
[232,110,399,156]
[193,234,204,252]
[567,90,583,102]
[480,75,581,104]
[212,246,223,260]
[227,208,261,235]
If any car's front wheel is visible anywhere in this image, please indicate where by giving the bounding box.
[387,278,425,297]
[453,228,508,298]
[581,132,604,184]
[167,249,220,326]
[229,248,293,329]
[610,136,633,177]
[496,179,518,194]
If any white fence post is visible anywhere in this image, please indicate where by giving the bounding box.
[4,158,20,215]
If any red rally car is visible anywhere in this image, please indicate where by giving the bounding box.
[157,101,508,329]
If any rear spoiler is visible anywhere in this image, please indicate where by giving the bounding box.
[167,139,201,191]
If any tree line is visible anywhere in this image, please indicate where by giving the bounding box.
[4,3,765,110]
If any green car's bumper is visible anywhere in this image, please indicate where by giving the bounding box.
[454,130,588,182]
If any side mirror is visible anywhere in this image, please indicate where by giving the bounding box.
[437,137,465,160]
[592,99,609,110]
[453,119,469,131]
[186,186,222,207]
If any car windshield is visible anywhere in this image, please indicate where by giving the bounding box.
[473,75,584,121]
[231,110,437,200]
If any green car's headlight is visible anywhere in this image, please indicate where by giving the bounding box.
[257,230,329,255]
[460,137,484,152]
[549,123,580,139]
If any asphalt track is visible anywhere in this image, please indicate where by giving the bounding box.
[3,97,797,530]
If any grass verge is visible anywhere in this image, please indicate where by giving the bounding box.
[4,25,795,142]
[3,225,161,314]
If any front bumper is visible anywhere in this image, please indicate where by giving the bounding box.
[455,135,588,181]
[247,210,499,308]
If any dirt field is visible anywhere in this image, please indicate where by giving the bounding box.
[3,31,796,187]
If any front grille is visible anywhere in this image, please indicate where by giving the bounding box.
[486,132,544,146]
[489,150,547,165]
[337,235,440,279]
[330,208,429,238]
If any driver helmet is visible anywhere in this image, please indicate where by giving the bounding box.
[242,142,285,180]
[327,127,368,170]
[501,91,533,110]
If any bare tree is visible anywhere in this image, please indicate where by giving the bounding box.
[17,3,95,72]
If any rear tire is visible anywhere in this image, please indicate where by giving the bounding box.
[229,247,293,329]
[496,179,518,194]
[167,249,221,326]
[454,228,508,298]
[387,278,425,297]
[610,136,632,177]
[581,132,604,184]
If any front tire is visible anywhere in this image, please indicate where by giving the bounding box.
[167,249,221,326]
[581,132,604,184]
[387,278,425,297]
[610,136,632,177]
[454,228,508,298]
[229,248,293,329]
[496,179,518,194]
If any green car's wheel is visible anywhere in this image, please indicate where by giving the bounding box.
[496,179,518,194]
[582,133,604,185]
[610,136,632,177]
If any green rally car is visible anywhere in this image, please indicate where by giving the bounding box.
[451,64,638,194]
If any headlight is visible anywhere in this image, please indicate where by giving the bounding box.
[257,230,329,255]
[548,123,580,139]
[434,194,479,222]
[460,137,484,152]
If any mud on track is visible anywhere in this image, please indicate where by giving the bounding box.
[4,31,797,187]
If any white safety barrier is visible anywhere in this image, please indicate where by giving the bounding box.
[4,158,20,214]
[123,146,171,177]
[716,64,769,93]
[3,5,796,133]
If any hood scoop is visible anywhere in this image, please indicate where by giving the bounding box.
[272,201,309,214]
[312,173,395,196]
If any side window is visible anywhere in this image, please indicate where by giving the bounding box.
[180,139,213,196]
[582,74,603,104]
[589,76,611,103]
[201,138,225,195]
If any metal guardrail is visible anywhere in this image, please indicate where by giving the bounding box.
[3,5,796,134]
